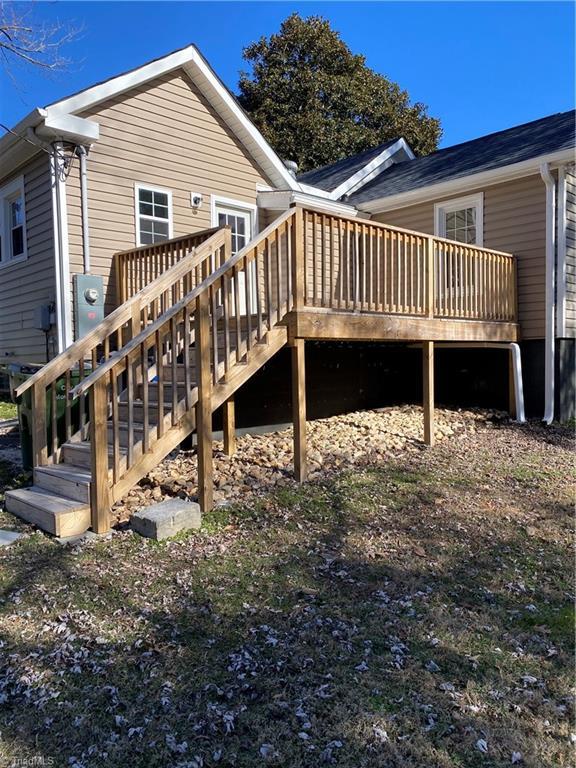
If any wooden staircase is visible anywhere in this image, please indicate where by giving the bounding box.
[5,206,519,536]
[6,214,296,535]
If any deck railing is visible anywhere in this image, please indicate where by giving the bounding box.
[115,227,220,304]
[301,210,517,322]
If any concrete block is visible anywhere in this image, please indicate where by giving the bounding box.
[131,499,201,540]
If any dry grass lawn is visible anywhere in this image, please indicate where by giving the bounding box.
[0,411,573,768]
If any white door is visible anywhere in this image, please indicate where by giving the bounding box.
[214,203,256,315]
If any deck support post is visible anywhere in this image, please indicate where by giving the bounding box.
[291,338,307,482]
[195,291,213,513]
[423,340,435,446]
[222,396,236,457]
[90,376,111,533]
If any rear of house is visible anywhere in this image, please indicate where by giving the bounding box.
[0,45,574,422]
[3,43,570,537]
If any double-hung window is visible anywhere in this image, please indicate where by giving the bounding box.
[135,185,173,245]
[0,177,27,267]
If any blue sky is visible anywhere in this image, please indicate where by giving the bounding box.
[1,1,574,149]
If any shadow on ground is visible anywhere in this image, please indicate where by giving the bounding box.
[0,421,573,768]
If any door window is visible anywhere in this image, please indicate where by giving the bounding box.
[214,203,255,314]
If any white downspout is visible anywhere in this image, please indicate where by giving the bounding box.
[76,145,91,273]
[556,165,567,339]
[540,162,556,424]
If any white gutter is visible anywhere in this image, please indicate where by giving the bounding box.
[76,146,91,273]
[540,162,556,424]
[556,165,567,338]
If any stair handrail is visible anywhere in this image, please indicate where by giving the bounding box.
[14,227,230,400]
[70,207,297,401]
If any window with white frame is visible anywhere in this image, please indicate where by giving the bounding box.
[434,193,484,246]
[0,176,26,266]
[135,185,173,245]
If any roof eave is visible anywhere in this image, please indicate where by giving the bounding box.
[357,147,576,213]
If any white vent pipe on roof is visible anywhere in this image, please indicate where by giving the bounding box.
[540,162,556,425]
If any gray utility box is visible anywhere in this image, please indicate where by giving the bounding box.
[74,274,104,338]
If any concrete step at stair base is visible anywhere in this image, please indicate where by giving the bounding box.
[34,463,91,503]
[5,486,90,537]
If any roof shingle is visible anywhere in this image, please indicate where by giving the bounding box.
[348,110,576,205]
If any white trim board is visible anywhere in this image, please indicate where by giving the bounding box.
[330,138,415,201]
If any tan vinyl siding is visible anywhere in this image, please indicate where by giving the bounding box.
[66,69,273,319]
[373,174,546,339]
[0,153,56,362]
[565,169,576,336]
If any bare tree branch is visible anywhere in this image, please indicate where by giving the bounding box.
[0,1,80,74]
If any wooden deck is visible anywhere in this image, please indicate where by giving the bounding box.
[7,206,519,537]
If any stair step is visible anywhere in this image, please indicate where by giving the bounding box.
[107,420,144,447]
[5,486,90,537]
[62,441,126,470]
[138,381,190,400]
[34,463,91,503]
[118,401,159,423]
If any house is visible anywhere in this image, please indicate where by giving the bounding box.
[0,44,568,536]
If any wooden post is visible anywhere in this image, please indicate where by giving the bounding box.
[291,338,307,482]
[195,291,213,512]
[508,348,517,420]
[31,381,48,466]
[427,236,435,318]
[89,377,111,533]
[291,206,305,311]
[423,340,435,446]
[222,396,236,457]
